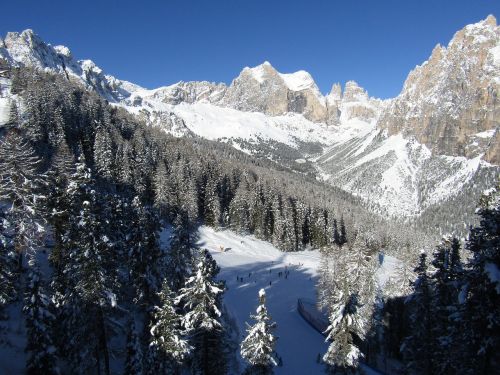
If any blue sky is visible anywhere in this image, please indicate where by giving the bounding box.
[2,0,498,98]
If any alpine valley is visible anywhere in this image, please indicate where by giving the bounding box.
[1,16,499,226]
[0,13,499,375]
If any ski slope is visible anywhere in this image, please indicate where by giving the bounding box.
[197,226,326,374]
[198,226,383,375]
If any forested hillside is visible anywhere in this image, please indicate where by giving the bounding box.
[0,50,498,374]
[0,65,431,374]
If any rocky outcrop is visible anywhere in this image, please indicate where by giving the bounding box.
[379,15,500,164]
[221,62,298,117]
[0,29,142,102]
[144,81,227,105]
[220,61,381,124]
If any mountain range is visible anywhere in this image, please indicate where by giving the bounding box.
[0,15,498,219]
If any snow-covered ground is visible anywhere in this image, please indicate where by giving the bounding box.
[197,226,326,374]
[0,97,9,126]
[197,226,384,375]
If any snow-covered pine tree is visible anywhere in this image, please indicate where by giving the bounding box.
[400,251,433,374]
[240,289,277,375]
[333,218,340,246]
[229,180,252,234]
[148,281,191,374]
[128,196,163,305]
[0,130,46,271]
[429,238,457,373]
[46,143,74,276]
[176,249,226,375]
[339,216,347,247]
[203,174,222,228]
[23,258,58,375]
[0,208,16,315]
[323,290,364,375]
[167,211,195,292]
[124,318,143,375]
[461,187,500,374]
[94,126,115,180]
[153,161,169,219]
[57,161,118,375]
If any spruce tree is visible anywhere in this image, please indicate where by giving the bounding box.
[339,216,347,247]
[323,290,364,375]
[167,211,195,292]
[400,252,433,374]
[24,258,58,375]
[128,196,163,305]
[240,289,277,375]
[333,218,340,246]
[0,131,46,271]
[0,208,16,314]
[58,161,118,375]
[149,281,191,374]
[124,319,143,375]
[176,249,226,375]
[461,187,500,374]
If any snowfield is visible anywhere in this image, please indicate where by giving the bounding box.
[197,226,383,375]
[197,226,326,375]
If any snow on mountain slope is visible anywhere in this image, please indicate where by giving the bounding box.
[1,18,498,220]
[120,99,335,149]
[316,126,495,217]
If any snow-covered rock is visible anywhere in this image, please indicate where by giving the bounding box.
[1,16,498,219]
[379,15,500,164]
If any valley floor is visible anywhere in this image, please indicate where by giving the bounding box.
[198,226,382,375]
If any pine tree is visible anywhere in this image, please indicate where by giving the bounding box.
[167,211,195,292]
[128,196,163,305]
[240,289,277,375]
[176,249,226,375]
[333,219,340,246]
[461,187,500,374]
[400,252,433,374]
[153,161,169,218]
[94,126,115,179]
[323,291,364,375]
[149,281,191,374]
[430,241,454,374]
[24,258,58,375]
[339,216,347,247]
[124,319,143,375]
[0,131,46,271]
[0,208,16,314]
[58,161,118,375]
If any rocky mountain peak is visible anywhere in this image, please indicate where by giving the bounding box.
[379,16,500,163]
[342,81,369,102]
[327,83,342,102]
[241,61,279,83]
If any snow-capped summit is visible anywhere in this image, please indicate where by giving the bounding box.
[0,17,498,219]
[0,29,143,102]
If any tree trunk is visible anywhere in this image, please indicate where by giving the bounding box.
[97,306,110,375]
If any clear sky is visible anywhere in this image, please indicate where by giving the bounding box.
[1,0,498,98]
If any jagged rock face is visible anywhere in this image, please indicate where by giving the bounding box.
[220,62,329,122]
[221,62,292,116]
[146,81,227,105]
[0,30,142,102]
[379,15,500,164]
[338,81,381,123]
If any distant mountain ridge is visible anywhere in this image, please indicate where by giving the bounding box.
[1,16,499,219]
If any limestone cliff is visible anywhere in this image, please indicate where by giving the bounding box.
[378,15,500,163]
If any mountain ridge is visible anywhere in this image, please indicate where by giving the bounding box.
[0,17,498,220]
